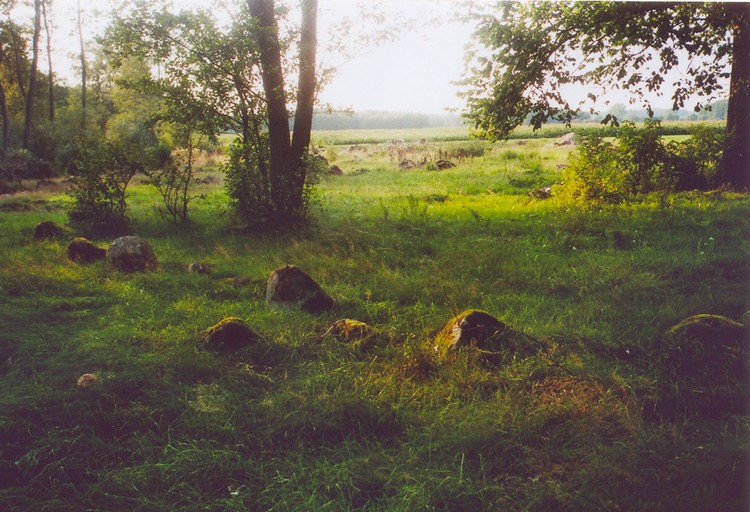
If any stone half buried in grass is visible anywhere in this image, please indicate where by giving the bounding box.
[203,317,258,352]
[67,237,107,263]
[663,314,747,385]
[433,309,535,364]
[326,319,379,350]
[34,220,65,240]
[106,235,158,272]
[266,264,334,314]
[658,313,749,417]
[188,261,211,275]
[76,373,98,388]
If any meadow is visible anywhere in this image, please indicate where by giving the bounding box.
[1,127,748,511]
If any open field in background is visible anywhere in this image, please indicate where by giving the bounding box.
[1,128,748,510]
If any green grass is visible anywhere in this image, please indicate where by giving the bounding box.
[1,132,748,511]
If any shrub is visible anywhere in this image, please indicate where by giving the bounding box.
[554,120,723,204]
[63,135,142,225]
[222,137,273,227]
[554,134,625,204]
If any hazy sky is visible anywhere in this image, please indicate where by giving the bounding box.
[14,0,711,115]
[19,0,473,115]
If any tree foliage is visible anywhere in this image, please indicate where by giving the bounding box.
[462,1,749,188]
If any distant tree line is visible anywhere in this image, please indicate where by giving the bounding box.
[311,111,464,131]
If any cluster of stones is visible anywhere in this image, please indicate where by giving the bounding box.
[39,222,747,400]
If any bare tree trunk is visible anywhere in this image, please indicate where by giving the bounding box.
[247,0,292,219]
[0,83,8,156]
[289,0,318,206]
[718,4,750,190]
[0,43,9,156]
[248,0,317,223]
[23,0,41,149]
[77,0,87,129]
[42,0,54,123]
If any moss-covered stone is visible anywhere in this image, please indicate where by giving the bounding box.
[106,236,158,272]
[663,314,747,385]
[203,317,258,352]
[327,319,379,350]
[34,220,65,240]
[67,237,106,263]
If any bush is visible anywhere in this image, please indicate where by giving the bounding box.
[554,120,723,204]
[222,137,274,227]
[554,134,625,204]
[0,149,57,180]
[63,135,142,226]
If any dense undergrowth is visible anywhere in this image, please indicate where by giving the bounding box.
[0,133,748,511]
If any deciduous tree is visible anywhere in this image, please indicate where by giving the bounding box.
[462,1,749,189]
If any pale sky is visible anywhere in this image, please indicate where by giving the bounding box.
[12,0,711,115]
[16,0,473,115]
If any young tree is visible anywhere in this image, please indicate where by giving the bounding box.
[107,0,319,228]
[461,2,750,189]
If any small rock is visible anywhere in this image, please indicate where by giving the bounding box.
[435,159,456,169]
[529,186,553,199]
[266,265,334,314]
[203,317,258,351]
[327,319,377,344]
[399,159,417,170]
[554,132,576,146]
[77,373,98,388]
[188,261,211,274]
[67,237,106,263]
[106,236,158,272]
[34,220,65,240]
[329,165,344,176]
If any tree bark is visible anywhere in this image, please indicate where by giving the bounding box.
[77,0,87,129]
[42,0,54,123]
[247,0,292,218]
[23,0,41,149]
[0,43,9,156]
[290,0,318,166]
[718,5,750,190]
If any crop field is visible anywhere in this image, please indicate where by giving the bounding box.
[1,129,748,511]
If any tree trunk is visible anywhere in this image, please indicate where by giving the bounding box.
[290,0,318,205]
[43,0,54,123]
[0,44,9,156]
[247,0,293,220]
[77,0,87,129]
[719,4,750,190]
[0,83,9,157]
[23,0,41,149]
[248,0,317,224]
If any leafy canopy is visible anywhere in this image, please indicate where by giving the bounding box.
[461,1,736,140]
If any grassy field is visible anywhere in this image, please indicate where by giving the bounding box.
[1,131,748,511]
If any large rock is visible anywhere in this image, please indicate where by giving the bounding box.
[266,264,334,314]
[67,237,106,263]
[106,236,158,272]
[203,317,258,352]
[433,310,508,358]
